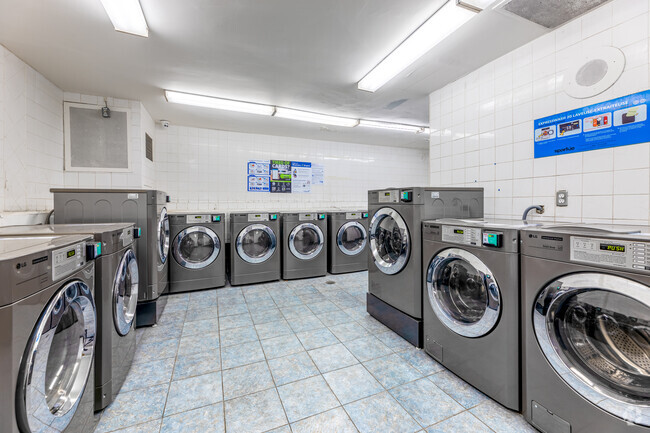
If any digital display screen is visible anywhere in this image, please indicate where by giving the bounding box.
[255,215,261,217]
[483,233,498,247]
[454,229,464,235]
[195,216,202,219]
[384,192,391,196]
[600,243,626,253]
[67,250,76,258]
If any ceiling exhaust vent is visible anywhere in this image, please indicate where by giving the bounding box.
[565,47,625,98]
[501,0,610,28]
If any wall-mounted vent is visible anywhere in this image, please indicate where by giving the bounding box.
[146,133,153,161]
[501,0,610,28]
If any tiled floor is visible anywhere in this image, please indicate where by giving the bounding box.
[94,272,536,433]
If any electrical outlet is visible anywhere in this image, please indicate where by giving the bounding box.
[556,190,568,207]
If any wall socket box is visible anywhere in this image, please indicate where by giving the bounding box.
[556,190,568,207]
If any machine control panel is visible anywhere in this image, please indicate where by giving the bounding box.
[186,214,211,223]
[441,226,481,246]
[482,231,503,248]
[570,236,650,271]
[212,215,222,222]
[299,213,316,221]
[346,212,364,220]
[248,213,270,222]
[52,242,87,280]
[378,190,399,203]
[400,190,412,202]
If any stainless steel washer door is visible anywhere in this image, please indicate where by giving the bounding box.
[337,221,367,256]
[158,207,170,264]
[172,226,221,269]
[534,273,650,427]
[236,224,277,264]
[289,223,324,260]
[370,208,410,275]
[114,248,139,336]
[16,280,96,433]
[427,248,501,338]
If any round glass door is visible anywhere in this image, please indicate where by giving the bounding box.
[289,223,324,260]
[158,207,170,264]
[17,281,96,433]
[236,224,277,264]
[114,249,139,336]
[534,273,650,426]
[369,208,410,275]
[172,226,221,269]
[426,248,501,338]
[337,221,367,256]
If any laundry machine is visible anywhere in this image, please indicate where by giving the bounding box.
[521,225,650,433]
[367,187,484,347]
[52,189,170,327]
[327,211,369,274]
[422,219,535,411]
[281,212,327,280]
[169,212,226,293]
[229,212,281,285]
[0,223,139,412]
[0,234,99,433]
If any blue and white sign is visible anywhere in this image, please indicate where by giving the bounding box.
[291,161,312,193]
[534,90,650,158]
[247,175,270,192]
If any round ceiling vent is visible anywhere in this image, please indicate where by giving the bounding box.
[564,47,625,99]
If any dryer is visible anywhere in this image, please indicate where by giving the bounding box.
[367,187,484,347]
[229,212,280,285]
[52,189,170,327]
[0,234,99,433]
[423,219,535,411]
[521,225,650,433]
[169,212,226,293]
[327,211,368,274]
[281,212,327,280]
[0,223,139,412]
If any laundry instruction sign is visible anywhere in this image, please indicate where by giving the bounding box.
[534,90,650,158]
[247,159,323,193]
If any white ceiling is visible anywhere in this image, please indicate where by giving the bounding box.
[0,0,548,148]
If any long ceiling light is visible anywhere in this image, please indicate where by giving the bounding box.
[100,0,149,37]
[357,0,477,92]
[165,91,276,116]
[359,120,429,134]
[274,108,360,128]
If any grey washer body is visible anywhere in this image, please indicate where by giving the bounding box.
[0,223,138,412]
[422,219,531,411]
[52,189,170,327]
[521,225,650,433]
[367,187,484,347]
[281,212,328,280]
[169,213,226,293]
[327,211,369,274]
[229,212,281,286]
[0,234,98,433]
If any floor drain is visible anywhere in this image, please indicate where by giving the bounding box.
[326,280,336,285]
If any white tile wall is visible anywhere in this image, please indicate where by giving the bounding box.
[155,125,429,212]
[429,0,650,225]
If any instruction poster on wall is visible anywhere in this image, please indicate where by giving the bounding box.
[270,160,292,193]
[291,161,312,193]
[534,90,650,158]
[247,175,270,192]
[247,160,270,192]
[312,163,325,185]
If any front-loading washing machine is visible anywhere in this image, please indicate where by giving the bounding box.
[169,212,226,293]
[327,211,368,274]
[281,212,327,280]
[0,223,139,412]
[229,212,280,285]
[521,225,650,433]
[367,187,484,347]
[423,219,536,411]
[52,189,170,327]
[0,234,99,433]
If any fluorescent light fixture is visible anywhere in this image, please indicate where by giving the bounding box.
[457,0,495,12]
[358,0,477,92]
[274,107,359,127]
[359,120,429,134]
[100,0,149,37]
[165,90,275,116]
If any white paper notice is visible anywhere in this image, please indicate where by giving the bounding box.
[247,160,270,176]
[291,161,312,193]
[312,163,324,185]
